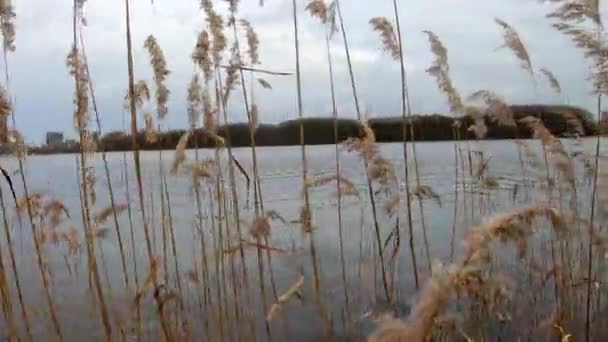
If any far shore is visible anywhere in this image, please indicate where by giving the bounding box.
[7,104,603,156]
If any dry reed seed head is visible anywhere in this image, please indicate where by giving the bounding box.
[240,19,260,65]
[191,158,216,187]
[411,185,442,206]
[202,87,216,133]
[85,166,97,205]
[370,17,401,61]
[306,0,327,23]
[495,18,535,79]
[249,216,271,238]
[423,31,464,116]
[43,200,70,228]
[539,67,562,93]
[66,45,90,131]
[187,74,202,130]
[423,30,449,72]
[81,129,98,155]
[267,274,305,322]
[468,118,488,139]
[223,44,241,105]
[367,156,396,185]
[0,0,16,52]
[467,90,515,127]
[62,226,81,256]
[204,2,226,65]
[123,80,150,111]
[171,131,191,175]
[547,0,602,26]
[93,204,128,225]
[88,226,110,240]
[257,78,272,89]
[192,30,212,80]
[464,204,566,263]
[383,193,400,215]
[144,35,171,119]
[144,112,159,144]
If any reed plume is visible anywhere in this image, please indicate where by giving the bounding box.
[223,44,240,106]
[549,6,608,94]
[66,45,89,130]
[306,0,338,34]
[240,19,260,65]
[93,204,129,225]
[143,112,158,143]
[201,0,226,65]
[171,131,191,175]
[370,204,566,341]
[423,30,464,114]
[495,18,534,80]
[266,274,304,322]
[307,174,359,197]
[187,74,202,130]
[144,35,170,119]
[547,0,602,26]
[370,17,400,60]
[467,90,515,126]
[539,67,562,93]
[192,30,212,80]
[0,0,15,52]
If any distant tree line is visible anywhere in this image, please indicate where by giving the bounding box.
[29,105,599,155]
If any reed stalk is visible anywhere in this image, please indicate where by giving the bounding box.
[0,174,31,341]
[336,0,396,298]
[391,0,431,271]
[292,0,331,331]
[122,0,171,338]
[78,27,130,292]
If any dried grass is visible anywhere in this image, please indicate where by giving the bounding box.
[370,17,400,60]
[144,35,170,119]
[266,274,304,322]
[0,0,16,52]
[144,112,159,144]
[539,67,562,93]
[370,204,566,341]
[66,46,89,131]
[423,31,463,115]
[93,204,128,225]
[240,19,260,65]
[171,131,191,175]
[187,75,202,130]
[495,18,534,79]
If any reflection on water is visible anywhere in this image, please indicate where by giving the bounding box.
[0,139,606,340]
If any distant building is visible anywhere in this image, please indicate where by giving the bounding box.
[46,132,64,146]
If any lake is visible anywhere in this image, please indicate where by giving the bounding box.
[0,139,606,341]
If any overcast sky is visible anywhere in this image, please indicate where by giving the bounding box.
[8,0,603,143]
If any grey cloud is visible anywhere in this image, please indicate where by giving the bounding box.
[8,0,602,143]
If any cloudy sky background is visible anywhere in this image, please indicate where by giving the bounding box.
[8,0,604,143]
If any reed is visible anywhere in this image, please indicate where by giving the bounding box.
[5,1,608,341]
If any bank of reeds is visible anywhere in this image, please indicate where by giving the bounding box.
[0,0,607,341]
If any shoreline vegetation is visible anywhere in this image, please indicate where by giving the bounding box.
[24,104,600,155]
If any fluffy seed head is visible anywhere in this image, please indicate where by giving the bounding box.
[370,17,400,60]
[495,18,534,80]
[144,35,171,119]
